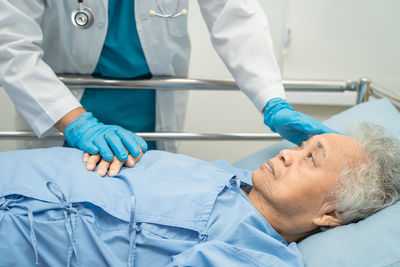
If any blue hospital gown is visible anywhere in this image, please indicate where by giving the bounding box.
[0,148,303,266]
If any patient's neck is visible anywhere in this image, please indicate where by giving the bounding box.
[247,189,313,243]
[241,188,249,197]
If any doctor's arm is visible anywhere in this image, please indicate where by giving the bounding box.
[197,0,336,144]
[0,1,147,170]
[0,0,82,137]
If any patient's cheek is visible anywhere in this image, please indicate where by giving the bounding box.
[251,169,269,191]
[251,169,261,184]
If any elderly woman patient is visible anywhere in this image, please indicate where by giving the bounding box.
[1,123,399,267]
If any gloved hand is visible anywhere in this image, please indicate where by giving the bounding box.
[64,112,147,162]
[264,98,338,145]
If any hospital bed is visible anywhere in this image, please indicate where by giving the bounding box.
[0,76,398,141]
[1,76,400,266]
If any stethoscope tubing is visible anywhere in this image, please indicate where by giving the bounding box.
[151,0,187,18]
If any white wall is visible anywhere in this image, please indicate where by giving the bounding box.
[178,0,400,163]
[0,87,17,151]
[1,0,399,163]
[282,0,400,94]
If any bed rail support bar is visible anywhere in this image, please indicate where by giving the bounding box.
[357,78,371,104]
[0,131,283,141]
[59,75,359,93]
[1,77,399,141]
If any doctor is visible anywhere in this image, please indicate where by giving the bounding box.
[0,0,335,174]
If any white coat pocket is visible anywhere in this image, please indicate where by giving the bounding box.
[160,0,189,38]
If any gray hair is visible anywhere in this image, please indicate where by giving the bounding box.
[330,122,400,224]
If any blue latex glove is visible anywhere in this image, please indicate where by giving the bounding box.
[64,112,148,162]
[264,98,338,145]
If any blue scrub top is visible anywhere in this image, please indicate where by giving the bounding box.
[80,0,156,149]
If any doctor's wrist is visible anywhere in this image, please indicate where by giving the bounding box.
[263,97,294,131]
[55,107,87,133]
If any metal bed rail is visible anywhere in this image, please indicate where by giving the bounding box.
[0,132,284,141]
[0,76,398,141]
[369,83,400,109]
[59,75,358,92]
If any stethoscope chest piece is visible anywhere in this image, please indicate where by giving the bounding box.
[71,2,94,29]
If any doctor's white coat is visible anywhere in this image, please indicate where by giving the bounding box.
[0,0,285,151]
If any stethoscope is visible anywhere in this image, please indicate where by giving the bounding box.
[149,0,188,18]
[71,0,94,29]
[71,0,187,29]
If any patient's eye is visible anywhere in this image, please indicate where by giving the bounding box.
[307,152,315,165]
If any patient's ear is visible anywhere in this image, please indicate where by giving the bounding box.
[312,203,341,227]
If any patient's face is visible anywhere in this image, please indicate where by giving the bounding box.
[251,133,366,229]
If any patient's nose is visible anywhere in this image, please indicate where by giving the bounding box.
[279,149,293,167]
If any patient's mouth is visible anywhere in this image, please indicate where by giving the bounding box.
[268,161,275,176]
[262,162,275,176]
